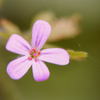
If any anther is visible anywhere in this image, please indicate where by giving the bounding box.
[32,48,36,52]
[28,56,32,60]
[38,51,41,55]
[29,50,32,54]
[34,59,37,62]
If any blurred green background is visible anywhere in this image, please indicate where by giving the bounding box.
[0,0,100,100]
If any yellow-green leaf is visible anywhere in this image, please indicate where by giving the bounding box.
[67,49,88,61]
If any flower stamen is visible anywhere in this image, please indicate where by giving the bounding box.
[38,51,41,56]
[28,49,41,61]
[29,50,32,54]
[34,59,37,62]
[28,56,32,60]
[32,48,36,52]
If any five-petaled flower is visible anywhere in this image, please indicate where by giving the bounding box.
[6,20,70,82]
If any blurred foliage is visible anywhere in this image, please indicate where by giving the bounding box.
[0,47,23,100]
[30,11,81,42]
[0,17,87,61]
[1,0,100,100]
[67,49,87,61]
[0,31,10,39]
[0,9,88,99]
[0,19,21,35]
[0,0,3,10]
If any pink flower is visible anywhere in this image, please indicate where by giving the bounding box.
[6,20,70,82]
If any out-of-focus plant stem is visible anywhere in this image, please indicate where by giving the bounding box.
[0,32,10,39]
[0,0,3,10]
[0,52,23,100]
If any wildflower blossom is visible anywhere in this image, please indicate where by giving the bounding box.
[6,20,70,81]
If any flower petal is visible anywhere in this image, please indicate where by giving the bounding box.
[6,34,31,55]
[31,20,51,50]
[32,60,50,81]
[7,56,32,80]
[38,48,70,65]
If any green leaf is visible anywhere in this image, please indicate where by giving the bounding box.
[67,49,88,61]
